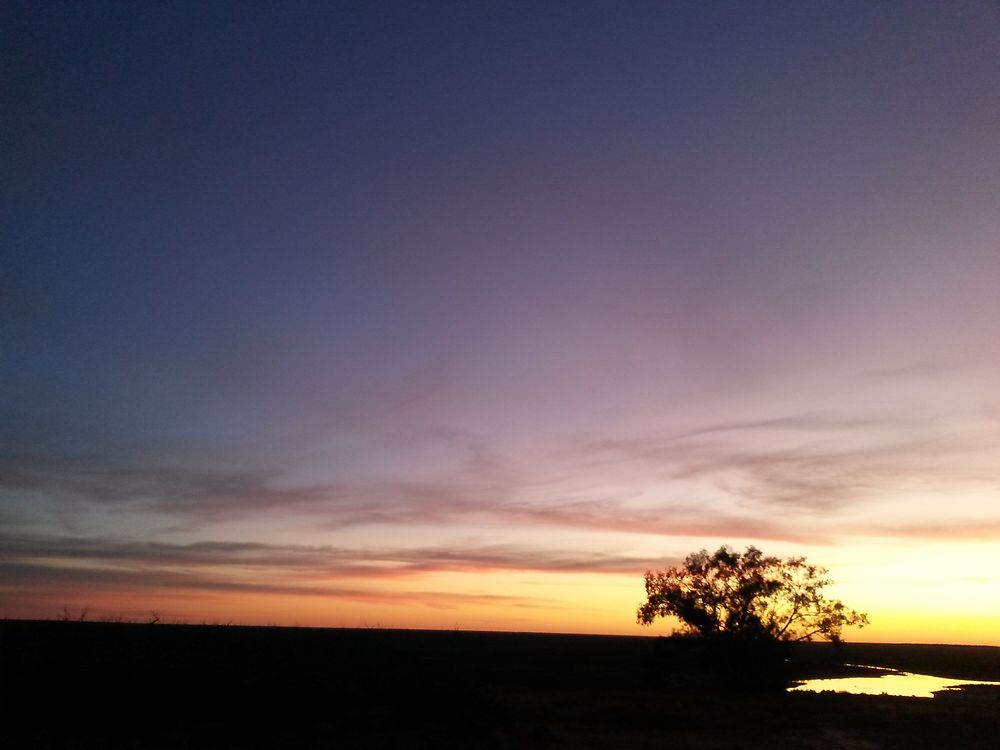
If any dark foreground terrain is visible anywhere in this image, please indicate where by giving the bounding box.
[2,620,999,749]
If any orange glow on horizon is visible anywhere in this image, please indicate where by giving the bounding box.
[5,564,999,647]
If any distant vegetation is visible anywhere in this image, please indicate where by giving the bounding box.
[638,545,868,644]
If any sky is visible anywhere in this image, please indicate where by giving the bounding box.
[3,1,1000,644]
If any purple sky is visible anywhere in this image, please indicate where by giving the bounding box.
[3,1,1000,640]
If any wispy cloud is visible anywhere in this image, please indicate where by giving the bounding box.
[0,531,673,577]
[854,520,1000,542]
[2,456,338,516]
[5,406,998,549]
[0,530,672,617]
[569,412,1000,514]
[495,498,827,544]
[0,562,547,611]
[0,450,817,543]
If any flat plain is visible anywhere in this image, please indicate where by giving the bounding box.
[2,620,999,748]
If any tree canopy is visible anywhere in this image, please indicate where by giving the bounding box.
[637,546,868,644]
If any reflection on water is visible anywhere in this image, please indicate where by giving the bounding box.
[790,666,1000,698]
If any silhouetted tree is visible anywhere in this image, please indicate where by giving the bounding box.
[637,546,868,644]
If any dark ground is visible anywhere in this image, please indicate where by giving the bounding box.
[2,620,999,749]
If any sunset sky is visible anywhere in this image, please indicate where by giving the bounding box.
[3,1,1000,645]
